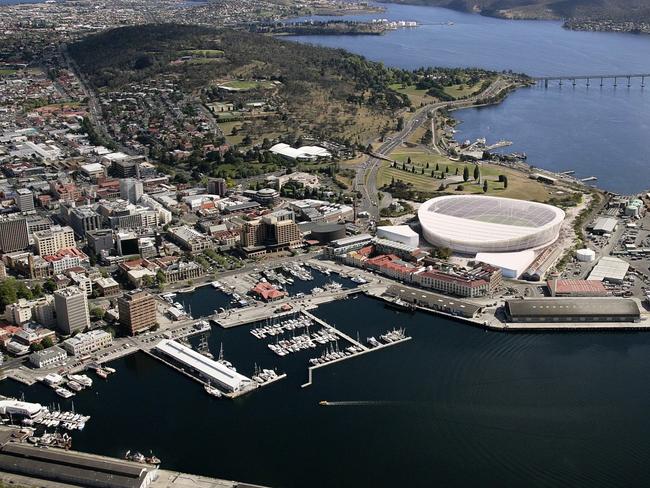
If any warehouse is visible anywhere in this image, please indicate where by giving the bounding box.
[376,225,419,247]
[587,256,629,283]
[385,285,481,318]
[505,298,641,323]
[548,279,608,297]
[154,339,252,392]
[591,216,618,235]
[0,441,157,488]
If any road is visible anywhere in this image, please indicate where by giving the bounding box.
[353,77,513,220]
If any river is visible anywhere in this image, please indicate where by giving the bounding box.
[285,3,650,193]
[5,295,650,487]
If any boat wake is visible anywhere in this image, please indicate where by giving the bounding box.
[319,400,407,407]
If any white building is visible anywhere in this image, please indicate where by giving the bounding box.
[54,286,90,335]
[269,143,331,161]
[69,271,93,297]
[33,225,75,256]
[376,225,419,247]
[5,296,55,327]
[29,346,67,369]
[80,163,106,180]
[62,330,112,356]
[120,178,144,204]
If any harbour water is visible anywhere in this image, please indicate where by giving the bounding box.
[286,3,650,193]
[5,295,650,487]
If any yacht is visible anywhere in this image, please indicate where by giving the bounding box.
[68,374,93,387]
[67,381,83,392]
[55,387,74,399]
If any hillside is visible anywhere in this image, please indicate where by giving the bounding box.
[68,24,410,147]
[382,0,650,24]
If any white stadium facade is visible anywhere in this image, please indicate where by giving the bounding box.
[418,195,565,254]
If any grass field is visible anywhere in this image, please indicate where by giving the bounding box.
[389,83,434,106]
[218,121,245,145]
[181,49,224,57]
[377,148,551,202]
[443,80,489,99]
[0,69,17,76]
[186,58,222,65]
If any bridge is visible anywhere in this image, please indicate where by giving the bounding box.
[533,73,650,88]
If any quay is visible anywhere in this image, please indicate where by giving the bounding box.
[212,285,375,328]
[0,425,269,488]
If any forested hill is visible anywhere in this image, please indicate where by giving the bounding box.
[382,0,650,22]
[68,24,416,143]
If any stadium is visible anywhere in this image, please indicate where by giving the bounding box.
[418,195,565,254]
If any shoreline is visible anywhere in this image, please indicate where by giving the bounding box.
[376,1,650,35]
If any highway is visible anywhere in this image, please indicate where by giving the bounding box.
[353,77,513,220]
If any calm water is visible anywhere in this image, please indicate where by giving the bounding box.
[286,3,650,193]
[4,295,650,487]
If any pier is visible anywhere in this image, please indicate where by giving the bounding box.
[301,336,412,388]
[535,73,650,88]
[301,310,369,352]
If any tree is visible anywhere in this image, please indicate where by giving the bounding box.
[30,342,44,352]
[426,162,429,168]
[474,165,480,181]
[456,185,464,191]
[407,157,411,166]
[90,307,106,321]
[435,163,439,171]
[41,337,54,349]
[455,168,459,175]
[483,180,488,193]
[142,275,155,288]
[397,117,404,131]
[43,279,57,294]
[503,176,508,188]
[463,166,469,182]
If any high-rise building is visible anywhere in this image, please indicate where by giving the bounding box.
[240,210,302,249]
[62,205,102,237]
[207,178,227,197]
[119,178,143,204]
[0,217,30,253]
[33,225,75,256]
[117,289,156,335]
[15,188,34,212]
[54,286,90,335]
[86,229,114,256]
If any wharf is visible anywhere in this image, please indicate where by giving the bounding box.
[142,347,285,400]
[301,336,412,388]
[213,286,374,328]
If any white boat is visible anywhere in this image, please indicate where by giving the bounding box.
[204,383,222,398]
[68,374,93,387]
[43,373,64,386]
[67,381,83,392]
[55,388,74,399]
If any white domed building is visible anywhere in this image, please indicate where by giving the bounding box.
[418,195,565,254]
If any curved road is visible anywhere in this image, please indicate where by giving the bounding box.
[354,77,513,220]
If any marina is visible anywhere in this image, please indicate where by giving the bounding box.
[4,294,650,488]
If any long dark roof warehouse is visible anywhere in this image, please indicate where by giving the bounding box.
[505,297,641,323]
